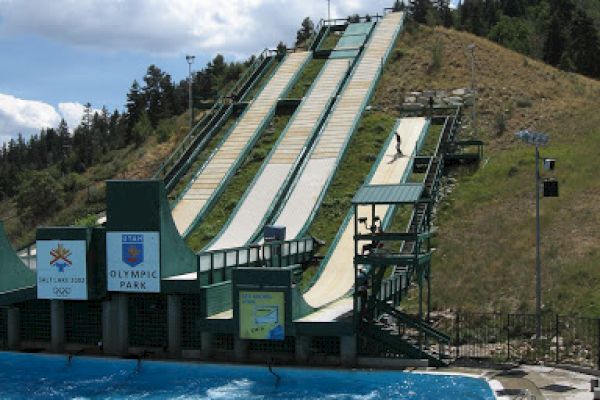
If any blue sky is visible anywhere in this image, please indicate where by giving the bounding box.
[0,0,394,144]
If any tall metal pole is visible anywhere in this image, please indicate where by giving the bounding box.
[535,145,541,339]
[468,44,477,136]
[327,0,331,23]
[186,55,195,129]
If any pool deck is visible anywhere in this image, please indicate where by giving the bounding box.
[443,365,596,399]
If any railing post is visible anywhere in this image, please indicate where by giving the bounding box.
[455,312,460,359]
[507,313,511,361]
[597,318,600,370]
[555,313,559,364]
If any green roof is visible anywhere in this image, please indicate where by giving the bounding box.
[352,183,424,205]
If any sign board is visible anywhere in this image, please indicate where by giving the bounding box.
[37,240,88,300]
[107,232,160,292]
[239,291,285,340]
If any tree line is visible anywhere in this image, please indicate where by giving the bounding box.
[0,53,252,226]
[406,0,600,78]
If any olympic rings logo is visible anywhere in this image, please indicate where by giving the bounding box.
[53,287,72,297]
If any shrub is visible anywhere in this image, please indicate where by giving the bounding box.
[428,41,444,74]
[516,96,533,108]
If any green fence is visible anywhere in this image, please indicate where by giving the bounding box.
[452,312,600,369]
[128,294,168,348]
[181,295,202,350]
[248,336,295,354]
[213,333,234,351]
[0,307,7,349]
[311,336,340,356]
[19,300,50,343]
[65,301,102,346]
[197,237,315,283]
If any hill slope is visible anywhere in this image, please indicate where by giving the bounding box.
[374,24,600,315]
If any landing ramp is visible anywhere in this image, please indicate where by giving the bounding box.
[301,117,429,315]
[171,52,310,236]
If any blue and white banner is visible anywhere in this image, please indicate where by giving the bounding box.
[107,232,160,292]
[37,240,88,300]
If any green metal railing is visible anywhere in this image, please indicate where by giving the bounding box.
[197,237,315,283]
[155,49,277,192]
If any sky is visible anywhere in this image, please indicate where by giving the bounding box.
[0,0,396,145]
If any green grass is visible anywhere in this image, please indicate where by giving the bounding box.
[286,59,326,99]
[319,32,341,51]
[185,113,293,251]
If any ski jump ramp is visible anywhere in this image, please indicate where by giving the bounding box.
[206,58,350,250]
[300,117,429,319]
[270,12,405,239]
[171,51,310,236]
[205,21,380,251]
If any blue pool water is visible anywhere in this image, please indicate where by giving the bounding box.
[0,352,495,399]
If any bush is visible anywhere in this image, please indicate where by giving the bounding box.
[516,96,533,108]
[428,41,444,74]
[16,170,65,224]
[494,112,507,136]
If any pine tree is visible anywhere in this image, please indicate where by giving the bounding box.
[569,10,600,77]
[411,0,432,23]
[543,13,566,66]
[296,17,315,46]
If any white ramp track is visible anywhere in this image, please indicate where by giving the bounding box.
[271,12,404,238]
[302,117,427,313]
[171,51,310,235]
[207,59,350,250]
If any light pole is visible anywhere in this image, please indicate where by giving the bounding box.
[326,0,331,23]
[516,129,549,340]
[186,55,195,129]
[467,43,477,136]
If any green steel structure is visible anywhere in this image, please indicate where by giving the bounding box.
[0,10,487,367]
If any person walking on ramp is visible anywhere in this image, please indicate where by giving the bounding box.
[389,132,403,163]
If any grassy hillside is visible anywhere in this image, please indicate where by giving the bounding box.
[374,23,600,316]
[1,112,194,247]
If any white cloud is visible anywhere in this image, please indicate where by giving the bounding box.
[0,0,390,56]
[0,93,61,140]
[58,102,102,131]
[0,94,100,143]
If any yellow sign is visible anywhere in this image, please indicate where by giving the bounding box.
[239,291,285,340]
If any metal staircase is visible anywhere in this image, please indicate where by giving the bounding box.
[360,300,451,367]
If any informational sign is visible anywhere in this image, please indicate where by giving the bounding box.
[239,291,285,340]
[107,232,160,292]
[37,240,88,300]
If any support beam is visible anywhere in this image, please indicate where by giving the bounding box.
[50,300,65,352]
[200,332,214,359]
[295,335,310,364]
[114,293,129,356]
[102,298,115,355]
[167,295,182,358]
[7,307,20,350]
[234,337,248,361]
[340,335,357,367]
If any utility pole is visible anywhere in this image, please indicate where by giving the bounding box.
[516,129,550,340]
[467,43,477,136]
[535,144,541,339]
[186,55,195,129]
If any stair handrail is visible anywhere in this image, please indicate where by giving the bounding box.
[153,48,274,182]
[374,300,451,343]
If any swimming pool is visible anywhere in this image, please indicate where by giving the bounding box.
[0,352,495,399]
